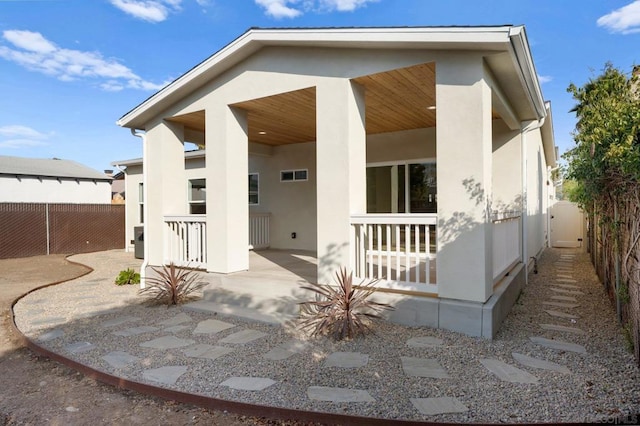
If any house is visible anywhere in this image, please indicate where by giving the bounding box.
[0,155,112,203]
[116,26,557,338]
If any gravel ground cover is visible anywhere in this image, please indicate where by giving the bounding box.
[13,249,640,424]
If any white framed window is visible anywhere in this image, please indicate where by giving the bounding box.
[138,182,144,223]
[280,169,308,182]
[189,178,206,214]
[249,173,259,205]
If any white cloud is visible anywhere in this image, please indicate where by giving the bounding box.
[109,0,182,23]
[597,1,640,34]
[255,0,377,18]
[0,125,51,149]
[538,75,553,84]
[0,30,166,91]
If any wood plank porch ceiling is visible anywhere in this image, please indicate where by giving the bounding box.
[169,62,499,146]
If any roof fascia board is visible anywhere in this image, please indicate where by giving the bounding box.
[507,26,546,120]
[0,172,111,182]
[541,101,557,167]
[117,26,514,129]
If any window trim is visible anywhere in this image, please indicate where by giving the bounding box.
[280,169,308,182]
[138,182,144,224]
[249,173,259,205]
[188,178,206,214]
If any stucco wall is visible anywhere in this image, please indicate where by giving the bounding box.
[491,119,522,212]
[0,175,111,204]
[526,128,548,264]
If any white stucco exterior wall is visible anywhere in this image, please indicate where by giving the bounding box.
[0,175,111,204]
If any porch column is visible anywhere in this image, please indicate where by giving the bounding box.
[205,106,249,273]
[436,55,493,303]
[144,120,187,266]
[316,79,366,284]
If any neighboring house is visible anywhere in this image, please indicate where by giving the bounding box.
[107,169,126,204]
[0,155,112,203]
[115,26,557,338]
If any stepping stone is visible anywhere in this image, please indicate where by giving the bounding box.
[479,358,538,384]
[220,377,277,391]
[142,366,188,385]
[410,397,469,415]
[407,336,444,348]
[401,357,449,378]
[543,301,579,309]
[324,352,369,368]
[183,344,234,360]
[163,325,191,333]
[159,313,192,327]
[193,319,235,335]
[550,287,585,296]
[113,326,159,337]
[101,316,140,328]
[556,275,575,280]
[545,310,580,319]
[263,339,309,361]
[37,329,64,342]
[530,336,587,354]
[551,295,578,303]
[32,317,66,326]
[102,351,140,369]
[218,329,267,344]
[512,352,570,374]
[307,386,374,403]
[64,341,95,354]
[540,323,586,335]
[140,336,195,349]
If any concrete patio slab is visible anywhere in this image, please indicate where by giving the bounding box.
[324,352,369,368]
[512,352,570,374]
[142,366,188,385]
[530,336,587,354]
[401,357,449,378]
[540,323,586,335]
[102,351,140,369]
[113,326,159,337]
[140,336,195,349]
[183,344,234,360]
[218,329,268,345]
[410,397,469,415]
[159,313,192,326]
[64,341,95,353]
[307,386,375,403]
[545,310,580,319]
[479,358,538,384]
[406,336,444,348]
[185,301,285,325]
[192,319,236,335]
[263,339,309,361]
[220,377,277,391]
[101,316,140,328]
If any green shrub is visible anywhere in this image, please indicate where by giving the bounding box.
[298,268,394,341]
[138,262,205,305]
[115,268,140,285]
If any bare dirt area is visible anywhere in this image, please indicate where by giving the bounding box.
[0,254,283,426]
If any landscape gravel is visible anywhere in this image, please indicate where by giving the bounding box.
[13,249,640,424]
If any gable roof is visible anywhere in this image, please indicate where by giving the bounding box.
[0,155,111,181]
[117,25,546,130]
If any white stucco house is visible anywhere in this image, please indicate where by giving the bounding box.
[115,26,557,338]
[0,155,112,203]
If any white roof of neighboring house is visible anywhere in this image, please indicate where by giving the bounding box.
[117,25,546,130]
[0,155,111,181]
[112,150,205,168]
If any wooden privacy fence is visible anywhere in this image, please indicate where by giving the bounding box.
[0,203,125,259]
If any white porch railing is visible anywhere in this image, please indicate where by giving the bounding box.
[492,212,521,281]
[249,212,270,250]
[164,215,207,269]
[350,214,438,294]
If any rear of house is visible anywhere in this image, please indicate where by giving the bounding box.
[115,26,557,338]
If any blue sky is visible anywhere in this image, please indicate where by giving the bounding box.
[0,0,638,173]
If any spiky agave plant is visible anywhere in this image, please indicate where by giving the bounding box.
[139,262,205,306]
[298,268,394,340]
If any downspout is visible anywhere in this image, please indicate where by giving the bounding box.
[131,128,148,288]
[521,117,545,283]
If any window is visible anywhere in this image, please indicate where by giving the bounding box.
[366,162,437,214]
[189,179,206,214]
[249,173,259,205]
[138,183,144,223]
[280,169,308,182]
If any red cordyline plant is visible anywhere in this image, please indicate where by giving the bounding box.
[139,262,205,306]
[298,268,394,341]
